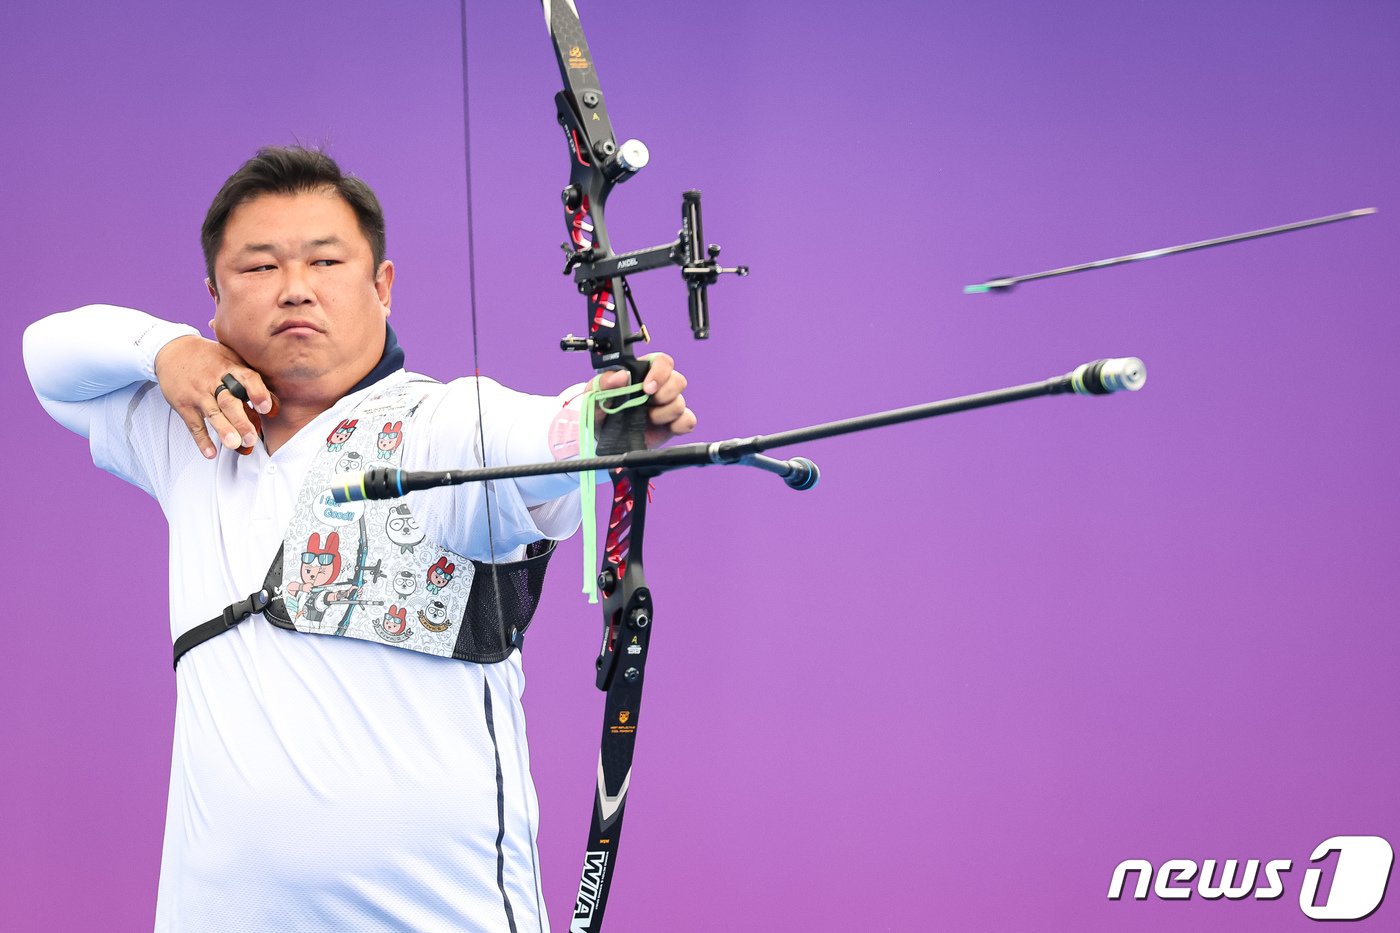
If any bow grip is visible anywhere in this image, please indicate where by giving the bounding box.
[594,355,651,456]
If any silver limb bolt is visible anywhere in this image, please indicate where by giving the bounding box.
[616,139,650,174]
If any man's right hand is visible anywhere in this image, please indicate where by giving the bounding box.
[154,335,274,459]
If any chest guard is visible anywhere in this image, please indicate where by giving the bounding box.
[174,378,554,668]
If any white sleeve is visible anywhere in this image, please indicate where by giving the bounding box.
[502,379,588,542]
[22,304,199,436]
[407,376,585,558]
[22,305,200,500]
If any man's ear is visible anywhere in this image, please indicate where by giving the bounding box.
[375,260,395,314]
[206,279,220,337]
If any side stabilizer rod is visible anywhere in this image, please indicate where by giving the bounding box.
[329,358,1145,503]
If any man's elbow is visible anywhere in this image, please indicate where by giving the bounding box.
[23,312,96,437]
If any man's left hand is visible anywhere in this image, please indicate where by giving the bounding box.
[596,352,696,449]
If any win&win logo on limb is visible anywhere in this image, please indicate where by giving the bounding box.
[1109,835,1393,921]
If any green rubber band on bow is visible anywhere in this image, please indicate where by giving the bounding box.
[578,379,647,603]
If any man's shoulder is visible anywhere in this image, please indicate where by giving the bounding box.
[368,371,508,407]
[339,370,543,431]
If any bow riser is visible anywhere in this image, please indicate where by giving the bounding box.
[555,86,649,385]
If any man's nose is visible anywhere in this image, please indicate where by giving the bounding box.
[278,264,315,306]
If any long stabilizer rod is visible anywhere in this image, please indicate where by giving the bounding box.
[965,208,1377,294]
[330,357,1145,503]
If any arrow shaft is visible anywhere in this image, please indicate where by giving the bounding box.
[967,207,1377,293]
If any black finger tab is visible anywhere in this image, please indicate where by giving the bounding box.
[221,373,250,403]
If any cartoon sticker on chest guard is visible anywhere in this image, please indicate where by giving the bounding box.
[373,604,412,643]
[283,531,362,627]
[386,504,424,554]
[336,450,364,475]
[326,418,358,452]
[393,569,417,599]
[376,420,404,460]
[426,557,456,595]
[418,599,451,632]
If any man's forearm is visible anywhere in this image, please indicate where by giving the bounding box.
[22,305,198,436]
[504,384,588,506]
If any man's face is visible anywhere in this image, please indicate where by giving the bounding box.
[209,188,392,393]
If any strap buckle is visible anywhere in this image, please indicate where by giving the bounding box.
[220,588,270,629]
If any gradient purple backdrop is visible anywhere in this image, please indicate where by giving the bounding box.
[2,1,1396,930]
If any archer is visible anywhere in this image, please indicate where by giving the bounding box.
[22,145,694,932]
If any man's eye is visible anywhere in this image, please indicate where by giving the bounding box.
[244,264,275,273]
[312,259,341,267]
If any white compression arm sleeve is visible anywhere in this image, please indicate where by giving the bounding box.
[22,305,200,437]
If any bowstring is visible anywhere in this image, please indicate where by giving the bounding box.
[458,3,546,926]
[457,1,504,599]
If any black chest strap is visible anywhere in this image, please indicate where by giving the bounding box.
[173,539,555,669]
[172,587,273,668]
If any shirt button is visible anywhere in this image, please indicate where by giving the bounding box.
[265,463,278,475]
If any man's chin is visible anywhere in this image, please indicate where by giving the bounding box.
[279,363,326,381]
[249,360,328,398]
[258,358,371,402]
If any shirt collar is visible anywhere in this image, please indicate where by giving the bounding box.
[346,322,405,395]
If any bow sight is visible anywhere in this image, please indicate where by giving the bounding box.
[549,9,747,363]
[558,190,749,345]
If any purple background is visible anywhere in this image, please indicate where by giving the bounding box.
[3,1,1396,930]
